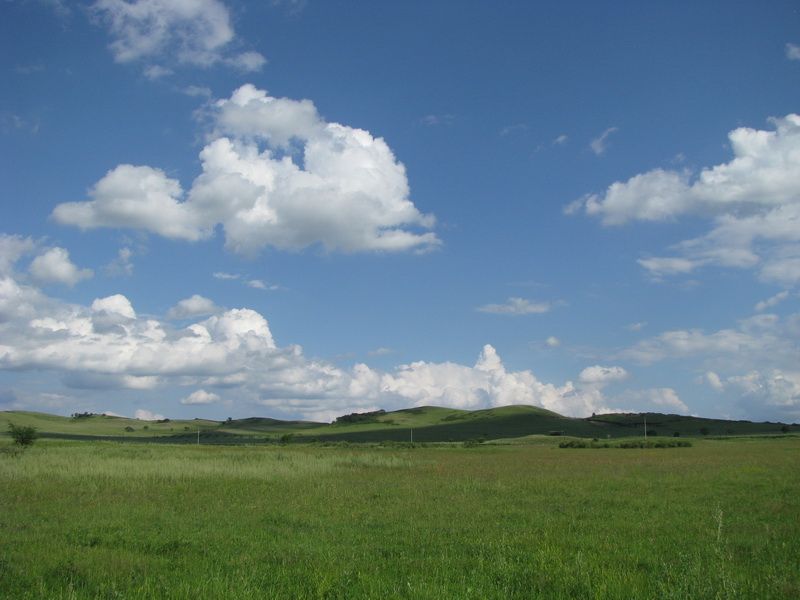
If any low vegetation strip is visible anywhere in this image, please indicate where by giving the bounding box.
[559,439,693,449]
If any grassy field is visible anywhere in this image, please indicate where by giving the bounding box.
[1,436,798,598]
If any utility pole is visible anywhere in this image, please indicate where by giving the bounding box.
[197,429,200,446]
[410,428,413,444]
[644,415,647,440]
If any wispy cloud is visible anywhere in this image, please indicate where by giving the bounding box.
[590,127,618,156]
[104,247,134,277]
[181,389,221,405]
[368,347,394,357]
[15,63,45,75]
[754,290,789,312]
[786,43,800,61]
[1,113,41,135]
[246,279,281,291]
[420,114,455,127]
[182,85,213,98]
[213,272,280,290]
[499,123,527,136]
[213,271,240,280]
[477,297,552,316]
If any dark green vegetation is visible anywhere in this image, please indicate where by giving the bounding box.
[1,437,798,598]
[558,438,693,449]
[6,422,37,446]
[1,406,796,445]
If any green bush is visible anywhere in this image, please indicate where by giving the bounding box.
[8,423,37,446]
[559,440,588,448]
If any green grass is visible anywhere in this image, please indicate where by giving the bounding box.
[1,437,798,598]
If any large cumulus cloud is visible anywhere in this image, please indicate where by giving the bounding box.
[53,85,439,255]
[571,114,800,285]
[0,236,620,420]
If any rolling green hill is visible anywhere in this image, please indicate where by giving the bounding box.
[1,406,795,444]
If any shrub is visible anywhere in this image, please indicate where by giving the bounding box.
[334,410,386,424]
[558,440,587,448]
[124,426,135,432]
[8,423,37,446]
[71,412,96,419]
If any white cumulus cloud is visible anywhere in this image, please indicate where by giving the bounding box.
[0,234,36,274]
[378,345,612,417]
[53,85,439,255]
[727,369,800,418]
[181,389,221,405]
[90,0,265,74]
[167,295,220,319]
[0,253,617,419]
[135,408,165,421]
[702,371,724,391]
[575,114,800,285]
[578,365,629,386]
[92,293,136,319]
[29,247,93,286]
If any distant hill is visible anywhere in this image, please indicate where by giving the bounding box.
[0,406,795,444]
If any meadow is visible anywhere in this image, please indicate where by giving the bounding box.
[1,436,798,599]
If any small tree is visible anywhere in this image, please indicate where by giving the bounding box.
[699,427,710,436]
[8,423,37,446]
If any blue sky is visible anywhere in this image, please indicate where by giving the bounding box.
[1,0,799,422]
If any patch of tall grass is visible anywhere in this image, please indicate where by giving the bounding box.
[0,442,411,483]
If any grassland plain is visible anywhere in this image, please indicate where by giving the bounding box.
[1,437,799,599]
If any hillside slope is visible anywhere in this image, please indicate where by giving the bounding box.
[1,406,795,444]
